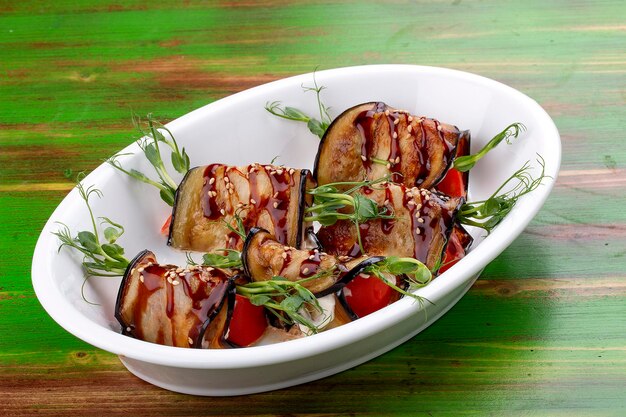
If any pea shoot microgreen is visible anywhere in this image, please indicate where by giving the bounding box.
[305,176,394,255]
[236,275,324,333]
[107,113,190,206]
[453,123,526,172]
[265,74,331,139]
[458,155,548,232]
[53,175,130,278]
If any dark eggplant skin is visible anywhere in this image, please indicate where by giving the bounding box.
[241,227,266,279]
[313,256,385,298]
[314,102,468,190]
[115,249,236,348]
[115,249,155,336]
[168,164,314,253]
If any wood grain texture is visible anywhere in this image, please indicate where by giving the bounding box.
[1,0,625,415]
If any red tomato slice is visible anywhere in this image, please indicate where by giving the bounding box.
[344,273,397,318]
[439,230,465,274]
[226,294,268,347]
[160,215,172,235]
[436,168,466,198]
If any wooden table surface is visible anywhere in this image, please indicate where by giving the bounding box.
[1,1,625,415]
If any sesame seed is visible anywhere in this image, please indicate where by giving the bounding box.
[361,155,367,161]
[167,277,172,284]
[393,118,399,125]
[206,267,214,272]
[224,176,230,183]
[228,188,234,194]
[408,116,413,122]
[308,255,315,260]
[384,199,390,205]
[276,169,283,175]
[273,201,279,209]
[392,132,398,139]
[281,252,288,259]
[407,200,415,206]
[302,268,310,275]
[289,168,295,175]
[209,177,215,185]
[139,275,144,283]
[250,199,257,205]
[407,124,412,133]
[384,110,390,116]
[236,202,243,208]
[220,209,225,215]
[386,163,391,169]
[395,157,400,164]
[188,337,193,345]
[417,218,424,223]
[172,280,180,285]
[178,272,186,276]
[416,203,422,210]
[437,125,443,131]
[176,268,183,273]
[273,192,279,198]
[130,268,136,275]
[314,249,319,253]
[270,170,276,176]
[265,165,271,170]
[137,267,145,273]
[415,228,421,235]
[126,327,131,332]
[283,246,290,251]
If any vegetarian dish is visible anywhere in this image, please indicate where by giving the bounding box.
[55,87,545,350]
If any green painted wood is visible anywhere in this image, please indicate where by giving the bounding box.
[1,0,625,415]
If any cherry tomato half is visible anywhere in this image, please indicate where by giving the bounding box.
[436,168,466,198]
[160,215,172,235]
[226,294,268,347]
[344,273,397,318]
[439,229,465,274]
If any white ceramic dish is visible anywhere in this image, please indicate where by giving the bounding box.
[32,65,560,396]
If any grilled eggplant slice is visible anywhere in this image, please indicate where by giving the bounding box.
[242,227,385,297]
[115,250,235,348]
[314,102,469,189]
[168,164,315,252]
[316,182,462,270]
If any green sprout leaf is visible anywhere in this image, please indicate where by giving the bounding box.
[107,113,189,207]
[454,123,526,172]
[265,72,331,139]
[52,175,131,290]
[457,155,549,233]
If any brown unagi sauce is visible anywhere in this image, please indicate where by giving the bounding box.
[381,185,395,234]
[299,250,322,278]
[414,121,430,187]
[201,164,223,220]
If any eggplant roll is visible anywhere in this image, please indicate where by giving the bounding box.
[316,182,462,270]
[242,228,385,297]
[115,250,235,349]
[169,164,315,252]
[314,102,470,189]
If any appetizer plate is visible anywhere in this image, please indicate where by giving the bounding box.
[32,65,561,396]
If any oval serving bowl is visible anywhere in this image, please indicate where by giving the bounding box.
[32,65,561,396]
